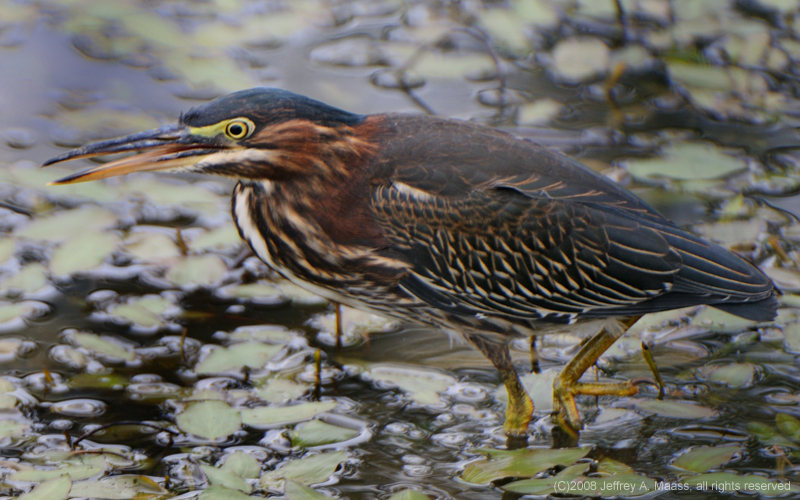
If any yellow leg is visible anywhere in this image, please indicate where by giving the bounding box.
[467,334,533,436]
[552,317,641,440]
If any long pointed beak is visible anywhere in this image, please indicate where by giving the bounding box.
[44,124,223,185]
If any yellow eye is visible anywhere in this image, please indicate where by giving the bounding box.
[225,119,252,140]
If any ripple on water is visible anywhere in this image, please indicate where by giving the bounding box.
[50,398,108,417]
[127,381,184,401]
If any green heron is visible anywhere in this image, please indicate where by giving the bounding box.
[45,88,777,440]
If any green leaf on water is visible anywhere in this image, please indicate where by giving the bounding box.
[107,295,175,329]
[624,142,747,181]
[633,399,716,419]
[241,401,337,428]
[597,457,634,475]
[11,463,105,482]
[672,444,740,473]
[122,231,181,263]
[67,372,128,390]
[195,342,283,374]
[0,238,15,265]
[365,364,456,406]
[200,464,252,493]
[16,206,117,243]
[748,420,798,447]
[0,301,48,328]
[0,418,30,439]
[551,37,611,84]
[284,480,332,500]
[198,485,252,500]
[387,489,429,500]
[68,475,167,499]
[255,378,309,403]
[290,419,359,448]
[689,306,759,333]
[176,400,242,439]
[17,475,71,500]
[696,363,758,388]
[229,325,298,344]
[259,451,347,489]
[461,447,590,484]
[221,451,262,479]
[70,332,136,362]
[776,413,800,443]
[166,254,227,288]
[0,264,48,296]
[188,225,243,252]
[50,232,119,276]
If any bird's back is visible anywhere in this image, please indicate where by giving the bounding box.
[365,114,777,324]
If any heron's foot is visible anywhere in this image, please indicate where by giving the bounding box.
[552,375,638,435]
[503,377,534,436]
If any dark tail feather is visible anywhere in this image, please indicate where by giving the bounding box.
[712,295,779,321]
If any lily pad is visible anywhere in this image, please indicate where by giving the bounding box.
[0,264,49,296]
[387,490,429,500]
[551,37,610,83]
[221,451,262,479]
[11,462,105,482]
[228,325,298,344]
[68,475,167,499]
[16,206,117,243]
[748,420,797,447]
[195,342,283,374]
[364,364,456,406]
[0,301,49,329]
[165,254,227,288]
[0,239,16,264]
[17,475,71,500]
[284,480,332,500]
[672,444,740,473]
[775,413,800,443]
[624,142,748,181]
[176,400,242,439]
[198,485,252,500]
[49,232,119,276]
[122,231,181,263]
[290,420,359,448]
[69,332,136,362]
[689,306,758,333]
[200,464,252,493]
[633,399,716,419]
[461,447,590,484]
[696,363,757,388]
[259,451,347,489]
[106,295,177,329]
[215,282,287,306]
[187,225,243,252]
[255,378,309,403]
[241,401,337,428]
[0,418,30,439]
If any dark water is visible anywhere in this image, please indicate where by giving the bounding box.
[2,1,800,499]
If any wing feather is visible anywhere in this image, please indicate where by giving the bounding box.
[371,180,774,323]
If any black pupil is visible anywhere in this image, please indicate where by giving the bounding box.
[229,123,244,136]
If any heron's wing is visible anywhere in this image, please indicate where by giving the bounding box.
[371,182,774,323]
[374,114,669,224]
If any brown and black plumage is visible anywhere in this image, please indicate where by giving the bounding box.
[44,88,777,441]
